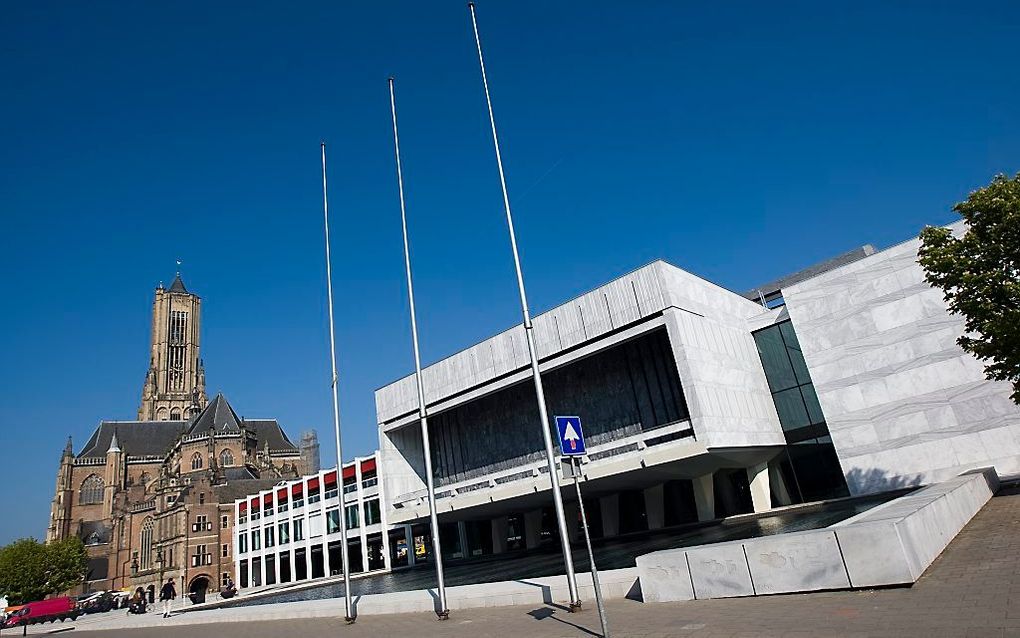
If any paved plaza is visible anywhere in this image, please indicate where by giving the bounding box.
[13,483,1018,638]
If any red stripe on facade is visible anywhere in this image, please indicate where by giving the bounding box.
[360,458,376,474]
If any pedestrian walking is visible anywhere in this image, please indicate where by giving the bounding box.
[159,578,176,618]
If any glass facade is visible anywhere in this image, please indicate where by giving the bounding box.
[326,508,340,534]
[428,328,690,485]
[363,499,381,526]
[753,320,849,502]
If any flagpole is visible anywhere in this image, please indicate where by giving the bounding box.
[387,77,450,620]
[467,2,581,610]
[320,141,356,624]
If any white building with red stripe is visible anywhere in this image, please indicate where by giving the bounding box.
[233,453,400,590]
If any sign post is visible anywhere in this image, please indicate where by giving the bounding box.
[555,417,610,638]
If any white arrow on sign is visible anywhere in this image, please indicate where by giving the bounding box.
[563,421,580,451]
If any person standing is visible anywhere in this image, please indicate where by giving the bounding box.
[159,578,176,618]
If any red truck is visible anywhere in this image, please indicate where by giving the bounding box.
[2,597,79,628]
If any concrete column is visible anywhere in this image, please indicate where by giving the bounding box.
[747,462,771,513]
[273,544,281,585]
[768,462,793,506]
[378,458,392,571]
[288,520,296,583]
[355,459,369,571]
[405,524,416,567]
[258,540,266,588]
[599,494,620,538]
[303,477,312,575]
[693,473,715,522]
[564,501,580,542]
[457,521,470,559]
[303,521,312,581]
[491,517,508,554]
[644,483,665,530]
[524,510,543,549]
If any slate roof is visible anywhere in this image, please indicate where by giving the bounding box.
[247,419,298,452]
[169,274,188,294]
[78,421,186,459]
[221,466,257,481]
[212,478,282,503]
[187,393,242,434]
[77,394,298,458]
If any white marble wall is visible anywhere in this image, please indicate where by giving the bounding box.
[784,223,1020,494]
[658,262,786,450]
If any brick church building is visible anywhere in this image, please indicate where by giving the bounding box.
[46,274,319,601]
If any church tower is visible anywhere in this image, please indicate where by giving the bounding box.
[138,273,207,420]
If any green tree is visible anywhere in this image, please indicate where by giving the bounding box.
[919,173,1020,403]
[44,537,89,597]
[0,537,88,604]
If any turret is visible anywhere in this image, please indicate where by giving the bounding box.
[46,436,75,542]
[104,430,123,518]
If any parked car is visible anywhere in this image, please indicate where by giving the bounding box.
[2,597,79,627]
[78,591,115,614]
[111,591,131,609]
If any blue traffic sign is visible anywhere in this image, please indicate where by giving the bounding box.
[555,416,586,456]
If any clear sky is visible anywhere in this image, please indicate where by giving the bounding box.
[1,1,1018,544]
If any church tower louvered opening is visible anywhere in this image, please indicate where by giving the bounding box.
[137,273,207,420]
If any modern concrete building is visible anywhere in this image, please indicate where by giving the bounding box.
[370,221,1020,562]
[232,452,395,590]
[230,222,1020,586]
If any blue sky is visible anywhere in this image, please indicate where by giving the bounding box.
[1,1,1017,544]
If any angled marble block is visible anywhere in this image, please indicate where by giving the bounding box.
[743,531,850,594]
[634,549,695,602]
[686,542,754,599]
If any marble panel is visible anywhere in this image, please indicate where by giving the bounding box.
[743,531,850,594]
[686,542,755,599]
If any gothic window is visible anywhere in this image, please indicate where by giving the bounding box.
[219,449,234,467]
[140,517,154,570]
[170,408,182,421]
[191,452,203,471]
[79,475,104,505]
[156,407,168,421]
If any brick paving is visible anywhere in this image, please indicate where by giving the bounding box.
[27,485,1020,637]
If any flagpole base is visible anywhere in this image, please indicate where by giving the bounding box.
[569,601,583,613]
[344,616,356,624]
[436,609,450,620]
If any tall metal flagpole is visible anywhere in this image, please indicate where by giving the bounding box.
[320,141,356,624]
[467,2,581,610]
[387,77,450,620]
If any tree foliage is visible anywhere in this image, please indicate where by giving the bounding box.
[918,173,1020,403]
[0,537,88,605]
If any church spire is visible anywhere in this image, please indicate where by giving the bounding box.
[169,274,188,294]
[108,429,121,453]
